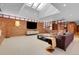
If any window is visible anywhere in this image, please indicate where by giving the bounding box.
[37,3,47,10]
[32,3,40,9]
[25,3,47,11]
[25,3,33,7]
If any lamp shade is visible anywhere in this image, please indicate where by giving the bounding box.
[15,21,20,27]
[0,29,2,36]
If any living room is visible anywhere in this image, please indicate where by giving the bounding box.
[0,3,79,55]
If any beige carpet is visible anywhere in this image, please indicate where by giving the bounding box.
[0,35,79,55]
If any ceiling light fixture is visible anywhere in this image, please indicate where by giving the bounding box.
[70,14,72,16]
[63,4,67,7]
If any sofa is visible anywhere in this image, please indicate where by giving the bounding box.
[56,32,74,51]
[37,32,74,51]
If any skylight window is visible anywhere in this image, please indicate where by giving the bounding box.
[26,3,33,7]
[37,3,47,10]
[32,3,40,9]
[25,3,47,11]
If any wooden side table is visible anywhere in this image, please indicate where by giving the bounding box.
[46,36,56,52]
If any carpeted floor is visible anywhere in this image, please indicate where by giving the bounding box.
[0,35,79,55]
